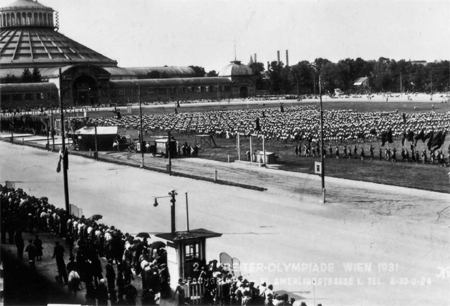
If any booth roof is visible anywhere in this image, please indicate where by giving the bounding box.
[155,228,222,242]
[75,126,118,135]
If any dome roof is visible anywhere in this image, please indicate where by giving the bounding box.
[0,28,117,68]
[1,0,52,11]
[218,60,253,77]
[0,0,117,69]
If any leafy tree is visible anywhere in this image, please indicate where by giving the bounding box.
[21,68,33,83]
[189,66,206,77]
[268,61,285,94]
[289,61,314,95]
[249,62,265,90]
[32,68,42,82]
[4,74,17,84]
[146,70,169,79]
[206,70,218,77]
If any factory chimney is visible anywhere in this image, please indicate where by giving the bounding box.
[286,50,289,67]
[254,53,257,63]
[277,51,280,64]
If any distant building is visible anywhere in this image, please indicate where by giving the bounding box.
[0,0,255,109]
[353,77,370,91]
[411,60,428,66]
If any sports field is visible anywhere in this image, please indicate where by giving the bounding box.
[117,100,450,193]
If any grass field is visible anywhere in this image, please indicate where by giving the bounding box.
[116,100,450,193]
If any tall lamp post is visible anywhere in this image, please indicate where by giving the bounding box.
[133,81,144,168]
[153,189,178,234]
[319,75,326,203]
[45,116,50,150]
[59,68,71,216]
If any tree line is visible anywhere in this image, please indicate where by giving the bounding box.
[250,58,450,95]
[3,68,42,83]
[4,59,448,96]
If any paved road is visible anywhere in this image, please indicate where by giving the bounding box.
[1,141,449,306]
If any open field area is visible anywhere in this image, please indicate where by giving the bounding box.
[104,99,450,194]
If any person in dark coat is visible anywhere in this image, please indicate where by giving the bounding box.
[52,241,68,284]
[124,282,138,305]
[33,235,43,261]
[25,239,36,266]
[96,278,109,306]
[15,231,24,259]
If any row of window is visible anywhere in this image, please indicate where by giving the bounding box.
[109,85,233,97]
[1,92,57,102]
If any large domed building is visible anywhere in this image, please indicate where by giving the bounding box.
[0,0,255,109]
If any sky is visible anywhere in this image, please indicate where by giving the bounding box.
[1,0,449,71]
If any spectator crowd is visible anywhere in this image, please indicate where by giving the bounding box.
[2,185,312,306]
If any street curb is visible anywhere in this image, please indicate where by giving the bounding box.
[1,138,267,192]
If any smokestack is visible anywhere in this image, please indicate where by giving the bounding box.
[254,53,257,63]
[267,61,270,70]
[286,50,289,67]
[277,51,280,64]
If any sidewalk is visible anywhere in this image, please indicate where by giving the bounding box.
[1,231,152,306]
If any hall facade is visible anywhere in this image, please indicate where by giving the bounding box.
[0,0,255,110]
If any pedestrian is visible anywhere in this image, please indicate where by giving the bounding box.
[52,241,68,284]
[33,234,43,261]
[25,239,36,267]
[15,231,24,259]
[294,145,299,156]
[173,278,186,306]
[68,268,81,298]
[360,147,365,160]
[96,278,109,305]
[124,282,138,306]
[335,146,339,159]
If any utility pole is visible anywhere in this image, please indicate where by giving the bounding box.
[168,130,172,175]
[51,111,55,151]
[59,68,70,216]
[138,83,144,167]
[169,189,177,233]
[94,124,98,160]
[185,192,190,232]
[400,73,402,94]
[319,75,326,203]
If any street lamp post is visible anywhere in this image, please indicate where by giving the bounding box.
[94,123,98,160]
[59,68,71,216]
[45,117,50,150]
[133,81,144,168]
[154,189,178,234]
[51,111,55,151]
[319,75,326,203]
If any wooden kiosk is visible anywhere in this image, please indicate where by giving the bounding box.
[155,229,222,290]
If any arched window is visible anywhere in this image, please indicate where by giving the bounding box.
[11,13,15,26]
[38,12,42,25]
[34,12,37,25]
[22,12,26,26]
[27,12,32,26]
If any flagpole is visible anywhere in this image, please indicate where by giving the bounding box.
[59,68,70,216]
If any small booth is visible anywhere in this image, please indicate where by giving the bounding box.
[155,229,222,290]
[255,151,278,164]
[73,126,118,151]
